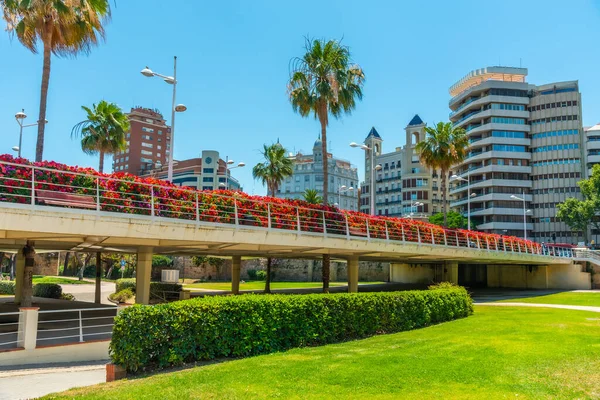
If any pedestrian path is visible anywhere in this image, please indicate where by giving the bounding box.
[476,302,600,313]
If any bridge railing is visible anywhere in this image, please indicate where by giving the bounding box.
[0,159,561,257]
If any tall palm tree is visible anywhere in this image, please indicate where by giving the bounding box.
[2,0,112,162]
[303,189,323,205]
[288,37,365,293]
[415,122,468,226]
[252,142,293,294]
[252,143,294,197]
[71,100,129,173]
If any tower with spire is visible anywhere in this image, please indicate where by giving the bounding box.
[363,127,382,185]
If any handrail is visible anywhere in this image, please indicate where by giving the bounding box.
[0,158,564,258]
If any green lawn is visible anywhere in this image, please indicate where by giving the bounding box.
[44,307,600,399]
[498,291,600,307]
[184,281,384,291]
[32,275,92,285]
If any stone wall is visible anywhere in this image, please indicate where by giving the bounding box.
[34,253,59,276]
[590,263,600,289]
[172,257,389,282]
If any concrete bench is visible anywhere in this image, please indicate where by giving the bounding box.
[36,189,96,209]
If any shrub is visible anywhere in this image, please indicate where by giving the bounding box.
[246,269,257,280]
[110,289,134,303]
[111,288,473,372]
[255,270,267,281]
[115,278,136,293]
[428,282,460,290]
[0,281,15,295]
[115,278,181,299]
[33,283,62,299]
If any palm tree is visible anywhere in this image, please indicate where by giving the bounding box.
[71,100,129,173]
[288,37,364,293]
[252,142,293,293]
[303,189,323,205]
[252,143,294,197]
[415,122,468,226]
[2,0,112,162]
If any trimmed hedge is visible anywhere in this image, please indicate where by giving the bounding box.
[33,283,62,299]
[110,288,473,372]
[115,278,182,298]
[0,281,15,295]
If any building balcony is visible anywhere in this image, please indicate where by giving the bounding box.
[450,179,532,195]
[465,122,531,136]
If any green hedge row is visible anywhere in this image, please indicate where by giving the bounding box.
[115,278,182,297]
[0,281,62,299]
[111,287,473,372]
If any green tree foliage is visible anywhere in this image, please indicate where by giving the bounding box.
[429,211,467,229]
[2,0,112,161]
[556,165,600,242]
[252,143,294,197]
[152,255,174,268]
[71,100,129,172]
[416,122,468,226]
[302,189,323,204]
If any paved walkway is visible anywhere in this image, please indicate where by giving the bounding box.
[476,302,600,313]
[0,361,107,400]
[61,280,115,305]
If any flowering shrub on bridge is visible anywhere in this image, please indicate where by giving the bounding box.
[0,154,541,254]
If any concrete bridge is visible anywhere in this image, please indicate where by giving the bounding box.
[0,160,591,304]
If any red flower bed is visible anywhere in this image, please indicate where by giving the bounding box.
[0,154,541,254]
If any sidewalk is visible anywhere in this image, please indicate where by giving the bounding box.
[0,361,108,400]
[476,302,600,313]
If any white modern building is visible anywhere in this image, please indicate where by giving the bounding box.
[449,66,585,243]
[276,137,359,211]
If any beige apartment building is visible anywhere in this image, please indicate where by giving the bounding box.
[449,67,585,243]
[359,117,446,217]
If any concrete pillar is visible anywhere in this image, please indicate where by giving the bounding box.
[136,248,153,305]
[445,262,459,284]
[17,307,39,350]
[95,252,102,304]
[231,256,241,294]
[14,250,25,304]
[347,256,359,293]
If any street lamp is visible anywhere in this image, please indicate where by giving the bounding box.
[14,109,47,158]
[223,156,245,190]
[140,57,187,183]
[451,173,473,231]
[338,185,354,208]
[350,142,380,215]
[510,191,529,240]
[411,201,424,217]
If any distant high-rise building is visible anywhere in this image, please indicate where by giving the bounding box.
[275,137,359,211]
[112,107,171,175]
[448,66,585,243]
[585,123,600,175]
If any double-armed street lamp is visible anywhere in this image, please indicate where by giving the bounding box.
[349,142,382,215]
[220,156,245,190]
[140,56,187,182]
[450,173,476,231]
[337,185,354,207]
[14,109,47,158]
[510,191,531,240]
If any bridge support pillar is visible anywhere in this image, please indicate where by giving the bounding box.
[14,249,25,304]
[443,262,459,284]
[136,247,153,305]
[231,256,241,295]
[347,256,359,293]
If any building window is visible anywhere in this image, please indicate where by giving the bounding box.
[140,157,153,163]
[202,186,212,190]
[141,150,153,156]
[142,135,152,140]
[141,142,153,148]
[142,127,154,133]
[203,168,214,174]
[203,177,214,182]
[158,130,163,135]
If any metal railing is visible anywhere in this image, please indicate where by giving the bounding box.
[572,248,600,263]
[0,159,565,258]
[0,311,22,350]
[37,307,117,347]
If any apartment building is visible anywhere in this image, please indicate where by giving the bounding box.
[585,123,600,174]
[276,137,359,211]
[359,118,446,217]
[449,67,585,243]
[112,107,171,175]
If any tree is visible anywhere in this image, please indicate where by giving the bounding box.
[2,0,112,162]
[252,143,293,197]
[302,189,323,205]
[288,37,365,293]
[415,122,468,226]
[252,142,293,293]
[556,198,594,243]
[71,100,129,172]
[429,211,467,229]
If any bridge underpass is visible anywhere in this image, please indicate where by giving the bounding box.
[0,204,589,304]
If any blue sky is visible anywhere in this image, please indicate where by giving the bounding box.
[1,0,600,194]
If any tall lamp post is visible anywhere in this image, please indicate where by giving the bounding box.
[337,185,354,207]
[411,201,424,217]
[140,57,187,183]
[510,191,530,240]
[350,142,381,215]
[14,109,47,158]
[450,173,474,231]
[223,156,245,190]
